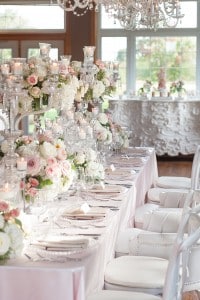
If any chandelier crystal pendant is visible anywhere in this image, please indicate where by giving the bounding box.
[57,0,100,16]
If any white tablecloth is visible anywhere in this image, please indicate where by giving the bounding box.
[2,147,158,299]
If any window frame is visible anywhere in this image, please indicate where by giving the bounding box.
[97,0,200,94]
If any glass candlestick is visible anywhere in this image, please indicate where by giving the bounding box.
[39,43,51,61]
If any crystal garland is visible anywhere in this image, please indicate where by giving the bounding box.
[57,0,184,30]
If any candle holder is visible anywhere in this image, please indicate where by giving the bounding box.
[81,46,98,87]
[39,43,51,62]
[60,55,71,75]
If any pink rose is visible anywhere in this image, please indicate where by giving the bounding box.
[26,187,38,197]
[38,133,53,143]
[0,201,9,211]
[28,177,39,187]
[27,74,38,86]
[47,157,58,166]
[45,165,61,178]
[27,156,41,175]
[60,160,72,176]
[57,148,67,160]
[10,208,20,218]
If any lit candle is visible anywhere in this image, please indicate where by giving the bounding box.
[1,63,10,75]
[39,43,51,56]
[83,46,96,57]
[17,157,27,171]
[0,183,15,200]
[50,61,59,75]
[13,62,23,75]
[79,128,86,140]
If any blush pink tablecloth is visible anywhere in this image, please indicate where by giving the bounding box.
[0,265,85,300]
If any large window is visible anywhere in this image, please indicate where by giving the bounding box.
[0,5,65,30]
[97,1,199,97]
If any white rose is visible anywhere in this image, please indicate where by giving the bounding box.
[0,215,5,229]
[93,80,105,98]
[74,152,86,165]
[92,120,103,131]
[0,232,10,256]
[97,113,109,125]
[97,128,108,141]
[40,142,57,159]
[1,140,9,154]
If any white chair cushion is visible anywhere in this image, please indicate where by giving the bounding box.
[143,208,182,233]
[115,228,145,257]
[104,256,168,295]
[147,188,188,207]
[87,290,161,300]
[134,204,159,228]
[159,190,188,208]
[155,176,191,189]
[129,232,177,259]
[147,188,166,204]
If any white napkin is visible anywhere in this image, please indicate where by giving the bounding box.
[61,205,107,220]
[31,236,89,251]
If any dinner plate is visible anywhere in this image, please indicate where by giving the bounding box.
[26,237,98,262]
[105,169,133,178]
[88,184,127,194]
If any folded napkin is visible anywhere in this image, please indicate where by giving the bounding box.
[31,236,89,251]
[89,184,124,194]
[61,205,107,220]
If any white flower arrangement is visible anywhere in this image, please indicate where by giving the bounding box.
[0,201,23,263]
[72,147,105,183]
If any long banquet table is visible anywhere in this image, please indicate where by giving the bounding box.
[0,147,158,299]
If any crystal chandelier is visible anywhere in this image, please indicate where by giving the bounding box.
[57,0,184,30]
[104,0,184,30]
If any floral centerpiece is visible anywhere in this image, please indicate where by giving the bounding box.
[92,112,113,145]
[74,59,116,105]
[72,147,105,183]
[19,57,79,114]
[170,80,185,95]
[0,201,23,264]
[138,80,153,97]
[14,133,74,202]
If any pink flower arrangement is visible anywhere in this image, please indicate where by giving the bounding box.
[0,201,23,262]
[15,134,74,202]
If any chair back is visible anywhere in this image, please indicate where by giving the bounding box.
[190,145,200,190]
[163,190,200,300]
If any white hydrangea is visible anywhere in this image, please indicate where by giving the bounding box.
[93,80,105,99]
[0,232,10,256]
[5,224,24,257]
[85,148,97,161]
[85,161,105,181]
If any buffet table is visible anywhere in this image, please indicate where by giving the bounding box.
[1,147,158,299]
[109,98,200,156]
